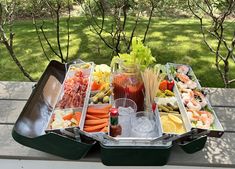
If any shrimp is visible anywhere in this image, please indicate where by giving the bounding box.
[191,110,214,129]
[187,99,202,111]
[187,110,200,122]
[187,109,214,129]
[182,93,191,104]
[180,88,192,93]
[177,65,189,74]
[176,73,190,83]
[177,81,188,90]
[181,90,201,110]
[200,113,208,124]
[193,90,207,107]
[195,120,210,129]
[186,80,197,89]
[181,90,193,105]
[196,121,211,129]
[198,111,214,125]
[176,73,198,90]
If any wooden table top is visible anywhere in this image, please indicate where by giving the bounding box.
[0,81,235,167]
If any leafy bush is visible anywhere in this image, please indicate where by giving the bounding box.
[12,0,74,19]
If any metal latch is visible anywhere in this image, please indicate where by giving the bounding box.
[156,128,210,144]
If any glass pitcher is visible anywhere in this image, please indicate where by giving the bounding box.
[111,60,144,111]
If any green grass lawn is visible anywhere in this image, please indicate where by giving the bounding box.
[0,17,235,87]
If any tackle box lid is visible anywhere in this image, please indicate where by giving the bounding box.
[12,60,96,160]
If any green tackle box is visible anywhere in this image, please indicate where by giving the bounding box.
[12,60,222,165]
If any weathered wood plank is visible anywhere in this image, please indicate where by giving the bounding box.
[213,107,235,132]
[0,125,234,167]
[169,134,235,167]
[206,88,235,107]
[0,81,35,100]
[1,159,235,169]
[0,100,26,124]
[1,99,234,132]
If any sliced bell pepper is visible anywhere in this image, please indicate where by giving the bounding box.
[63,112,73,121]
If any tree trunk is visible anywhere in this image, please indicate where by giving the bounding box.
[4,42,35,82]
[224,60,229,88]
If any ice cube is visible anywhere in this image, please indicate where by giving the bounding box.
[117,106,134,137]
[118,106,134,116]
[131,115,158,138]
[133,117,154,133]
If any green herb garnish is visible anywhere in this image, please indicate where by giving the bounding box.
[111,37,156,69]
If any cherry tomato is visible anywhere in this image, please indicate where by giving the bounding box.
[167,80,174,91]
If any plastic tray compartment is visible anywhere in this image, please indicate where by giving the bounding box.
[166,63,224,138]
[99,109,172,166]
[12,60,96,160]
[49,62,94,131]
[156,99,207,153]
[154,67,207,153]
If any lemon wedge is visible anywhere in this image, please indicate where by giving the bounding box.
[162,120,176,133]
[168,114,182,125]
[160,115,168,122]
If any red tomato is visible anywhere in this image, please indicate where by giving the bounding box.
[159,80,168,91]
[91,81,101,91]
[167,80,174,91]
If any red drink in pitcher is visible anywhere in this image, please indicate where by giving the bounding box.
[112,64,144,111]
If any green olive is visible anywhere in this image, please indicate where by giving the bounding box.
[92,96,99,103]
[103,96,110,103]
[158,105,169,112]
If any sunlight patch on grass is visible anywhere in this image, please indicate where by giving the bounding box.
[173,35,190,42]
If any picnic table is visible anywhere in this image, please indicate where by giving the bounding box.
[0,81,235,168]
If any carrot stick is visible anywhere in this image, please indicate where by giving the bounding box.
[89,114,109,119]
[63,112,73,120]
[87,105,112,114]
[84,122,108,132]
[87,109,109,114]
[85,119,108,125]
[86,114,100,120]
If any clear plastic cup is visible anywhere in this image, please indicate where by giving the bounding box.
[113,98,137,112]
[114,98,137,137]
[130,111,159,138]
